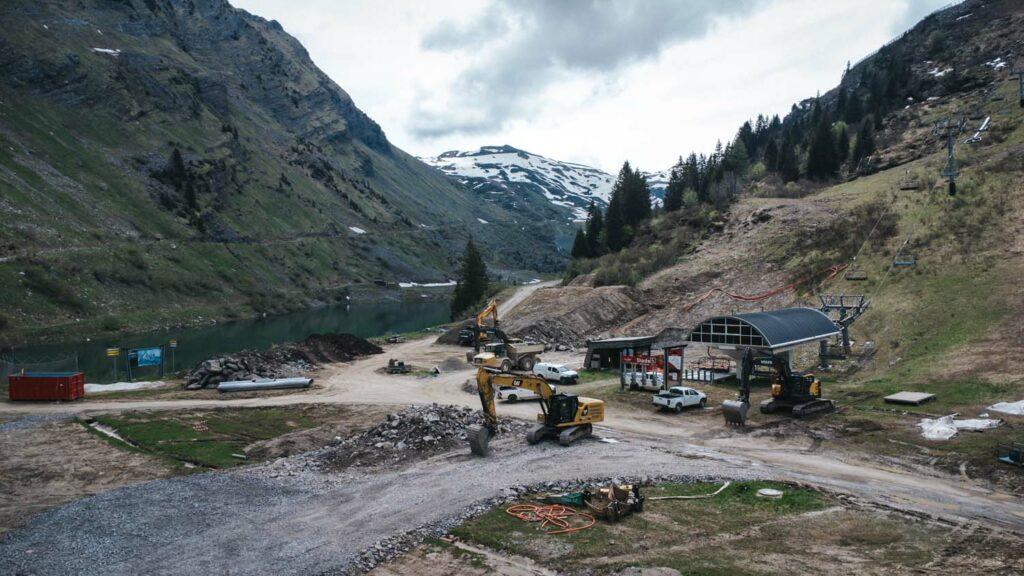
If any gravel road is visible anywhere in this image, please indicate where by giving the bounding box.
[0,434,757,575]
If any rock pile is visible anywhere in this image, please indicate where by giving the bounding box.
[321,404,531,468]
[185,333,382,389]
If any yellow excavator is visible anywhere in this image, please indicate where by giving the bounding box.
[468,367,605,456]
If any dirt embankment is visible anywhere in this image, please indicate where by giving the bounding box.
[500,285,648,346]
[504,198,840,343]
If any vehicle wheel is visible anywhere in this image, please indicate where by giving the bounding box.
[519,356,535,371]
[508,394,518,402]
[699,398,707,408]
[500,359,513,372]
[674,403,684,414]
[606,504,620,523]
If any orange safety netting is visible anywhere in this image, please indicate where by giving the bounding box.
[505,503,596,535]
[681,263,848,312]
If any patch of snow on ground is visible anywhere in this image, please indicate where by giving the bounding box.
[398,281,456,288]
[86,381,171,394]
[91,47,121,56]
[986,57,1006,70]
[929,66,953,78]
[349,226,366,234]
[477,218,489,224]
[988,400,1024,416]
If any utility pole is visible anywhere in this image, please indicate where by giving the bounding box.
[1013,66,1024,108]
[932,117,966,196]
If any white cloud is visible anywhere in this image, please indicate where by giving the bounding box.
[231,0,951,172]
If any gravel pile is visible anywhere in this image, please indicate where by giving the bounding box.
[185,333,382,389]
[320,404,532,469]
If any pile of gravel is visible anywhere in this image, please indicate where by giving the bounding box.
[185,333,382,389]
[320,404,531,469]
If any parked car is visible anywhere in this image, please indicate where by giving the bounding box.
[533,362,579,385]
[652,386,707,413]
[496,384,556,402]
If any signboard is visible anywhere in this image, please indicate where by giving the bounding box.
[169,340,178,349]
[132,347,163,367]
[106,348,120,358]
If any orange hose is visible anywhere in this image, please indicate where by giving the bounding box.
[681,263,847,312]
[505,503,596,535]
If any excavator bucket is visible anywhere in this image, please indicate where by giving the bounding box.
[722,399,750,426]
[468,425,493,457]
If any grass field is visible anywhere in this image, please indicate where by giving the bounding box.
[83,406,350,470]
[420,479,1024,575]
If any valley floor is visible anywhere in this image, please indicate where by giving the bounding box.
[1,302,1022,574]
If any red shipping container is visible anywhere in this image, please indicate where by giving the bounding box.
[8,372,85,401]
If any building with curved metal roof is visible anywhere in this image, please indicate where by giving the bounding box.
[687,307,839,353]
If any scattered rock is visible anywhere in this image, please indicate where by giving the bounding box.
[185,333,382,389]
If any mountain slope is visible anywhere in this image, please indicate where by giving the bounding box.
[421,145,668,223]
[0,0,567,342]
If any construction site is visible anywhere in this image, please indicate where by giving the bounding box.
[2,0,1024,575]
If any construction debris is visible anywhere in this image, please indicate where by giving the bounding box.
[321,404,531,468]
[918,415,1002,440]
[648,481,732,501]
[185,333,381,389]
[884,391,936,405]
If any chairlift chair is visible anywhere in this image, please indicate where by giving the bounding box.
[893,250,916,267]
[844,266,867,281]
[898,171,920,190]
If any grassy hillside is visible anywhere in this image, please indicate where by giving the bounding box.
[0,0,568,344]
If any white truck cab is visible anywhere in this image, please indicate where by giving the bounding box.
[533,362,579,385]
[653,386,707,413]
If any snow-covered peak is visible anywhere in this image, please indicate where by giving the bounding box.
[421,146,616,220]
[420,145,669,219]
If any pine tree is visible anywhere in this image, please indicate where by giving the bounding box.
[663,158,685,212]
[585,201,604,257]
[624,169,651,225]
[450,238,489,319]
[779,140,800,183]
[852,118,876,167]
[836,124,850,165]
[723,139,749,174]
[764,139,779,172]
[570,229,589,259]
[806,111,839,180]
[604,185,626,252]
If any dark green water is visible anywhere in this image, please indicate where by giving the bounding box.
[9,300,450,383]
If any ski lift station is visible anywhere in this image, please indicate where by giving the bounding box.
[684,307,841,379]
[590,308,843,387]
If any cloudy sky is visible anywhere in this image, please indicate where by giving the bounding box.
[232,0,949,172]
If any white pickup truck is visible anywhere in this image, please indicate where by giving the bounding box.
[652,386,707,413]
[533,362,579,385]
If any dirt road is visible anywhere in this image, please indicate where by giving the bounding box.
[2,280,1023,574]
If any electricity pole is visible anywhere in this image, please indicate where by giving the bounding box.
[933,117,965,196]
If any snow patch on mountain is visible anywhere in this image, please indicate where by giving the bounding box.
[421,145,669,220]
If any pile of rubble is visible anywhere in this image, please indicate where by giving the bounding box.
[321,404,531,468]
[185,333,382,389]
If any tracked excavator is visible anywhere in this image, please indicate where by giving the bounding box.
[723,348,835,425]
[468,367,605,456]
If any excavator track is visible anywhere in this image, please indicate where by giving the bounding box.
[558,424,593,446]
[792,399,836,418]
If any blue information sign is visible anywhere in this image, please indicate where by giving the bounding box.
[134,347,163,367]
